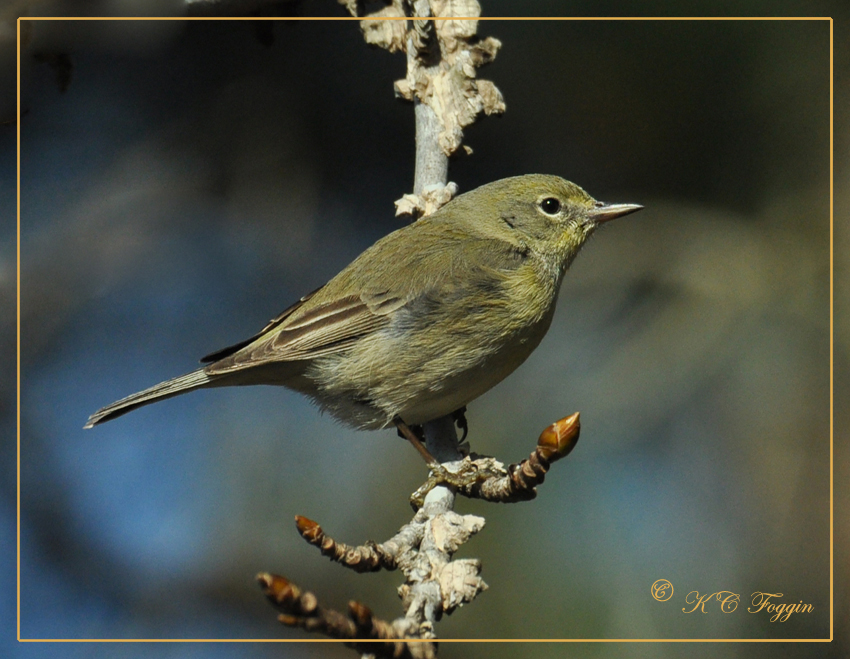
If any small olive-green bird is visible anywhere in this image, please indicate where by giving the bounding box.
[85,175,641,434]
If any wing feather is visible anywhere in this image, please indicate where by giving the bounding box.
[203,292,402,375]
[201,226,527,376]
[199,286,322,363]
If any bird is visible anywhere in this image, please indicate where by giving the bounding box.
[85,174,641,460]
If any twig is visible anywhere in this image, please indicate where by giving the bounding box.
[294,502,488,616]
[458,412,581,502]
[257,572,432,658]
[294,515,401,572]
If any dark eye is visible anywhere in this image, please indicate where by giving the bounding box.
[540,197,561,215]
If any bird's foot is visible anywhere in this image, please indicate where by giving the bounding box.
[452,406,469,442]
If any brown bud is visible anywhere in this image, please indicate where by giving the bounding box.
[257,572,301,606]
[348,600,373,626]
[295,515,320,535]
[537,412,580,461]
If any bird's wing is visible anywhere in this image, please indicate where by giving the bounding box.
[199,286,322,363]
[202,227,525,376]
[202,288,403,375]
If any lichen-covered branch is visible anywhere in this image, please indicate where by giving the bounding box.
[257,572,432,659]
[282,415,580,613]
[261,414,580,643]
[457,412,581,502]
[294,514,403,572]
[406,412,580,506]
[294,499,488,610]
[339,0,504,218]
[391,0,505,158]
[256,5,581,650]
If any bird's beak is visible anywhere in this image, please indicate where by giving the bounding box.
[588,202,644,224]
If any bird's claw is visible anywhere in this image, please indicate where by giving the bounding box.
[452,406,469,442]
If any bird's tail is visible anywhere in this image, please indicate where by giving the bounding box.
[84,368,213,428]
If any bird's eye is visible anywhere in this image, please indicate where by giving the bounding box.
[540,197,561,215]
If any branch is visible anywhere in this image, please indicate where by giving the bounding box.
[293,514,404,573]
[282,415,580,639]
[337,0,504,218]
[263,415,580,641]
[410,413,582,505]
[458,412,581,502]
[256,4,547,648]
[257,573,432,659]
[293,501,488,615]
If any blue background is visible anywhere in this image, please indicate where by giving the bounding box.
[6,1,846,658]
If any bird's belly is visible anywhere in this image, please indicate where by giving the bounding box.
[394,337,539,426]
[305,302,556,430]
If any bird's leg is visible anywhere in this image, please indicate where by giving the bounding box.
[394,417,439,466]
[394,415,487,509]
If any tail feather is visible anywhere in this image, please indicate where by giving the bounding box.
[84,369,213,428]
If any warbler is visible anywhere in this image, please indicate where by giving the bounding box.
[85,174,641,438]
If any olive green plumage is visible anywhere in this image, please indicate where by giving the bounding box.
[85,174,641,430]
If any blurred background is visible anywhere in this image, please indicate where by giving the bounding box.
[5,1,848,658]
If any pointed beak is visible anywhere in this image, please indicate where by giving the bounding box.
[588,202,644,224]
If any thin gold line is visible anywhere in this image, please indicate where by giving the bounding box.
[828,16,834,644]
[16,16,834,21]
[15,15,832,645]
[17,638,835,643]
[16,16,22,644]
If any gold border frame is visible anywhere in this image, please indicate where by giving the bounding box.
[16,14,834,644]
